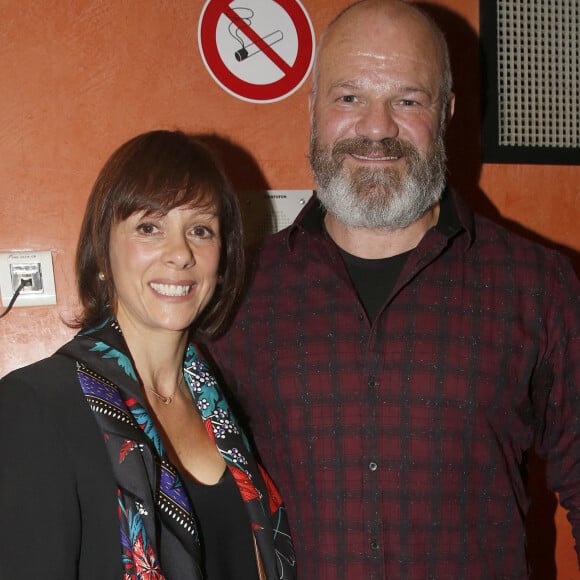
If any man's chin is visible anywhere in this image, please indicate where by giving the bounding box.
[349,178,404,202]
[346,163,405,187]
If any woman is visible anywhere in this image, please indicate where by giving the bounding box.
[0,130,295,579]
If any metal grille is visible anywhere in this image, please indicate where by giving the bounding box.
[496,0,579,149]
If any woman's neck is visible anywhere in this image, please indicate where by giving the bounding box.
[116,318,189,398]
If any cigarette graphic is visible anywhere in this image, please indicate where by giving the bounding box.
[235,30,284,62]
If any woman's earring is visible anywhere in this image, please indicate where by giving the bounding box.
[98,272,105,281]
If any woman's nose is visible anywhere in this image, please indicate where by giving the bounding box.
[164,233,195,269]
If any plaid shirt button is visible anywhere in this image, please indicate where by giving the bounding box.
[369,461,378,472]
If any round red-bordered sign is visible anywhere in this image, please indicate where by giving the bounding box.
[198,0,315,103]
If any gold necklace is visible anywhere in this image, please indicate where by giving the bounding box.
[146,374,185,405]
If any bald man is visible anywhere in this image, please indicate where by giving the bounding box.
[209,1,580,577]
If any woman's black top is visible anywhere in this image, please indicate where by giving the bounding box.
[180,467,260,579]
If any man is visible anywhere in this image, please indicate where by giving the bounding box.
[209,1,580,577]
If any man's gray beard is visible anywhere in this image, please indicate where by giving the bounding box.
[310,133,447,230]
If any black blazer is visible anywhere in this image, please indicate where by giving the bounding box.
[0,354,122,579]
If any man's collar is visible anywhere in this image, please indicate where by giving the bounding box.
[285,186,475,250]
[435,187,460,237]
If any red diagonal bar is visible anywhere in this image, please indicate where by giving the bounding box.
[224,6,292,75]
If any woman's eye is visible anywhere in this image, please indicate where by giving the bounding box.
[191,225,214,239]
[136,222,159,235]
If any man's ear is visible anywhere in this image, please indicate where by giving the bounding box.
[308,91,315,124]
[447,91,456,125]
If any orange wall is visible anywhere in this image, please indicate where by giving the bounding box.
[1,2,578,576]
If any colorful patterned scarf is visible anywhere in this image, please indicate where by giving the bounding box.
[58,318,295,579]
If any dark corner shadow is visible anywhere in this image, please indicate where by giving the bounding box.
[419,3,563,578]
[414,3,492,216]
[418,2,580,276]
[197,133,276,257]
[196,133,271,191]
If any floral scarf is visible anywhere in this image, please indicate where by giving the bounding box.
[58,318,295,579]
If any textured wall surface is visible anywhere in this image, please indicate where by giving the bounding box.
[1,1,578,576]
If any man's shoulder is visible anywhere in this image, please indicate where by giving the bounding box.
[254,228,291,253]
[469,211,578,287]
[251,195,324,255]
[473,210,564,252]
[250,219,321,270]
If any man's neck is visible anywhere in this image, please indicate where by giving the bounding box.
[324,203,440,259]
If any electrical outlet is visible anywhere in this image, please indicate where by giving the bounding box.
[11,262,42,293]
[0,251,57,307]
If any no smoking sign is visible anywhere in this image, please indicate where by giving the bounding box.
[198,0,315,103]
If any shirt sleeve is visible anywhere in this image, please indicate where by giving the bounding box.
[533,255,580,564]
[0,372,82,579]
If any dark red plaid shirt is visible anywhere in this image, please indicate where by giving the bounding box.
[209,190,580,579]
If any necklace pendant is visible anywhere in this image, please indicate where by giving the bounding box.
[146,375,184,405]
[149,390,173,405]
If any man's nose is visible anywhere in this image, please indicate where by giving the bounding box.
[355,102,399,141]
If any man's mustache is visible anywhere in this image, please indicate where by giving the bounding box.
[331,137,417,159]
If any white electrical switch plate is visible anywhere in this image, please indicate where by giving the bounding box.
[0,251,57,307]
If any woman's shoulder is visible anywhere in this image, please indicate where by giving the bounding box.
[0,345,94,431]
[0,343,115,477]
[0,351,78,399]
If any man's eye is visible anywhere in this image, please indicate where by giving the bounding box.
[339,95,357,103]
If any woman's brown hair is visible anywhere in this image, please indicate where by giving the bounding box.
[74,130,244,338]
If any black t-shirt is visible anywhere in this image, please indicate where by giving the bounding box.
[336,193,457,321]
[339,249,411,321]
